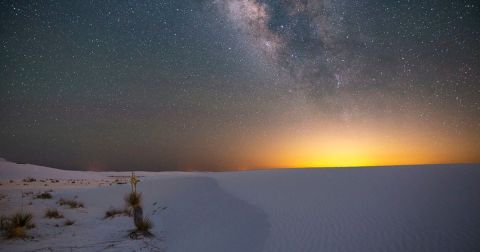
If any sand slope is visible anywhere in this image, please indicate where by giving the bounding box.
[214,166,480,251]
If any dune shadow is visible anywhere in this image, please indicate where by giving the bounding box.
[141,176,270,252]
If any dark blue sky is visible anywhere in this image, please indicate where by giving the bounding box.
[1,0,479,171]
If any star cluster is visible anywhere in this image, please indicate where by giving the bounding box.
[1,0,479,171]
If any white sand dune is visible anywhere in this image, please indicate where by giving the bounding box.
[0,159,103,180]
[1,159,479,251]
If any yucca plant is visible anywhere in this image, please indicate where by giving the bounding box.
[129,215,154,239]
[125,172,155,239]
[135,216,153,233]
[124,192,142,208]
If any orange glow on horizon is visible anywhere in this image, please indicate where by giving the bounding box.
[224,120,480,170]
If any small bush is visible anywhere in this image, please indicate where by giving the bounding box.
[57,198,84,208]
[64,219,75,226]
[124,192,142,208]
[0,212,34,239]
[45,208,63,219]
[35,192,52,199]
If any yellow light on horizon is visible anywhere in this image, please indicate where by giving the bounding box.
[266,132,393,168]
[230,122,480,170]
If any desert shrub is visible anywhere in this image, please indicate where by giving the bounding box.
[10,212,34,229]
[22,177,36,183]
[45,208,63,219]
[104,207,129,219]
[35,192,52,199]
[0,212,34,239]
[57,198,84,208]
[124,192,142,208]
[64,219,75,226]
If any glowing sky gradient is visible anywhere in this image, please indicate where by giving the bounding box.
[1,1,479,171]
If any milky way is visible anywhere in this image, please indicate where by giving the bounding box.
[1,0,479,171]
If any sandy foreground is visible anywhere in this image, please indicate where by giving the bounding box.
[1,159,479,252]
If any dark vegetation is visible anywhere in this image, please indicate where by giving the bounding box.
[22,177,36,183]
[125,192,142,208]
[105,207,130,219]
[35,192,52,199]
[45,208,63,219]
[57,198,84,208]
[64,219,75,226]
[0,212,35,239]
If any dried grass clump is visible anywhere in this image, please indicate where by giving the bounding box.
[0,212,35,239]
[22,177,36,183]
[57,198,84,208]
[104,207,130,219]
[45,208,63,219]
[35,192,52,199]
[64,219,75,226]
[124,192,142,208]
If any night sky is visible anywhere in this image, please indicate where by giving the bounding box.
[1,0,479,171]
